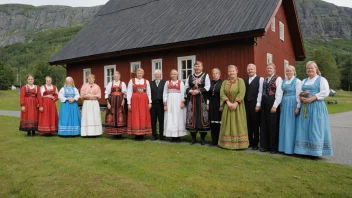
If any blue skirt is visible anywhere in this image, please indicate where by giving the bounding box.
[294,100,333,156]
[279,95,296,154]
[58,101,81,136]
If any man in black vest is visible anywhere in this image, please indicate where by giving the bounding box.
[150,69,166,140]
[244,64,264,150]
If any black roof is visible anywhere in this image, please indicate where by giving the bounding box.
[50,0,280,64]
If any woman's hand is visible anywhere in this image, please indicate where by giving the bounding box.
[21,106,26,112]
[295,108,300,116]
[270,107,277,113]
[121,100,125,107]
[107,103,111,110]
[39,107,44,112]
[164,106,168,111]
[148,104,152,110]
[128,104,132,111]
[304,96,316,104]
[181,102,185,109]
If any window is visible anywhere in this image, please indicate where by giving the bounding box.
[279,21,284,41]
[152,59,162,80]
[178,55,196,82]
[83,68,91,84]
[284,60,289,78]
[267,53,273,65]
[271,17,275,32]
[130,61,141,78]
[104,65,116,87]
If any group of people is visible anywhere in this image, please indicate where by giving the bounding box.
[19,61,333,159]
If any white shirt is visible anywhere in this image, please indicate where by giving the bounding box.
[299,75,330,100]
[127,78,152,104]
[163,80,185,103]
[284,77,302,108]
[104,80,127,99]
[40,85,57,96]
[58,86,80,102]
[265,74,283,108]
[248,74,265,107]
[184,73,211,94]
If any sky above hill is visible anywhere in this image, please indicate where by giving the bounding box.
[0,0,351,8]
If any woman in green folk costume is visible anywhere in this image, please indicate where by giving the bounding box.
[219,65,249,150]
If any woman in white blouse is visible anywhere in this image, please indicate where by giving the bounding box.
[127,68,152,140]
[163,69,187,142]
[260,63,283,154]
[294,61,333,159]
[278,66,301,154]
[38,76,59,135]
[58,77,81,137]
[104,71,127,138]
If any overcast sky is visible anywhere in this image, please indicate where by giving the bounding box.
[0,0,351,8]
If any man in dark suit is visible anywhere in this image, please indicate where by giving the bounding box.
[244,64,264,150]
[150,69,166,140]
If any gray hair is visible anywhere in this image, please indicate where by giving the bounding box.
[154,69,162,74]
[170,69,178,75]
[212,68,221,74]
[65,76,75,87]
[247,64,257,69]
[228,65,238,71]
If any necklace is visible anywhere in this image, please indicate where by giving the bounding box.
[212,80,220,96]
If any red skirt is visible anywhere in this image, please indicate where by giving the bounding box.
[20,97,39,131]
[38,98,58,134]
[127,92,152,135]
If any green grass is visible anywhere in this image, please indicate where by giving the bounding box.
[325,91,352,114]
[0,116,351,197]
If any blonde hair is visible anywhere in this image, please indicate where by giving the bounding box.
[285,65,296,76]
[114,71,120,75]
[88,74,95,78]
[306,61,321,76]
[26,74,34,79]
[170,69,178,75]
[212,68,221,74]
[65,76,75,87]
[45,76,52,81]
[136,68,144,74]
[228,65,238,71]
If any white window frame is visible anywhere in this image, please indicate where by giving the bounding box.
[152,59,163,80]
[267,53,273,65]
[177,55,196,82]
[284,60,289,78]
[83,68,91,84]
[104,65,116,87]
[271,17,275,32]
[279,21,284,41]
[130,61,141,76]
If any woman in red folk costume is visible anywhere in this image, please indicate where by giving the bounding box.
[104,71,127,138]
[127,68,152,140]
[38,76,59,135]
[19,74,43,137]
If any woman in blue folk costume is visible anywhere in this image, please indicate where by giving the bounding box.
[58,77,81,136]
[279,66,301,154]
[294,61,333,159]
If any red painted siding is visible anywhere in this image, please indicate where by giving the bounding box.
[254,3,296,78]
[67,41,255,104]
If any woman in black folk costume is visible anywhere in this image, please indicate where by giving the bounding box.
[207,68,223,147]
[185,61,211,145]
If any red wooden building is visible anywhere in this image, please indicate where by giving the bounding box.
[50,0,305,104]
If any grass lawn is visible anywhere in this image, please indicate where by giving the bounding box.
[1,90,352,114]
[0,116,351,197]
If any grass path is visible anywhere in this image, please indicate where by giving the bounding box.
[0,116,351,197]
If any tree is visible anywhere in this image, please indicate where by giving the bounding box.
[0,62,15,90]
[310,47,341,89]
[340,55,352,91]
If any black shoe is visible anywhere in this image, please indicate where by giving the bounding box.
[190,139,196,145]
[200,139,205,145]
[252,146,259,150]
[27,131,31,137]
[159,136,165,141]
[170,138,175,143]
[209,144,216,147]
[270,149,278,154]
[248,144,253,148]
[260,148,268,152]
[151,136,158,141]
[31,131,36,136]
[176,137,181,143]
[310,156,319,160]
